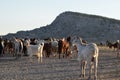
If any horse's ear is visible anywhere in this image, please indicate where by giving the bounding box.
[62,38,65,41]
[117,40,119,43]
[78,36,82,41]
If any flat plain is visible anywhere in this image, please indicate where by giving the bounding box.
[0,47,120,80]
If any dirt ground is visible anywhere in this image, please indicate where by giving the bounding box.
[0,47,120,80]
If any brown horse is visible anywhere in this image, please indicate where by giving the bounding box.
[106,40,119,50]
[3,39,15,56]
[106,40,120,57]
[58,37,71,59]
[43,42,52,58]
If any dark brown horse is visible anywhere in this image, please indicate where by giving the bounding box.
[106,40,120,57]
[106,40,119,50]
[43,42,52,58]
[0,38,4,56]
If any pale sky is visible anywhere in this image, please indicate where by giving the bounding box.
[0,0,120,35]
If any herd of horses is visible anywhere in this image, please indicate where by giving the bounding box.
[106,40,120,50]
[0,36,120,80]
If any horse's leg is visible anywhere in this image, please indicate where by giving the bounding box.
[64,48,67,58]
[62,53,64,58]
[38,56,41,63]
[38,51,43,63]
[81,60,84,77]
[40,50,43,63]
[19,50,22,57]
[28,50,33,63]
[82,60,87,78]
[94,57,98,80]
[2,48,5,56]
[62,50,65,58]
[15,49,18,59]
[37,53,40,63]
[13,49,15,57]
[40,56,42,63]
[117,50,119,57]
[88,59,92,80]
[78,59,83,78]
[11,49,13,57]
[59,52,61,59]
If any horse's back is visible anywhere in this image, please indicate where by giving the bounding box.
[84,43,99,57]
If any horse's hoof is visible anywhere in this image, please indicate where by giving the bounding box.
[83,74,85,78]
[88,77,91,80]
[79,74,85,78]
[94,76,97,80]
[78,75,82,79]
[79,74,81,77]
[79,74,83,78]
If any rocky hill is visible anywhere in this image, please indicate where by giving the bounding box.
[3,11,120,42]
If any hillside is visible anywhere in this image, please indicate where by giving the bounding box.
[3,11,120,42]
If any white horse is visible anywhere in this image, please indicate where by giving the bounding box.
[51,40,58,57]
[71,36,99,80]
[27,39,44,63]
[13,38,23,58]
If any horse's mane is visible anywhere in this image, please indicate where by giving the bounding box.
[78,37,87,46]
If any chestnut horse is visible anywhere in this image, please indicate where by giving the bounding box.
[58,37,71,59]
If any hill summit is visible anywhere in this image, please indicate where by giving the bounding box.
[3,11,120,42]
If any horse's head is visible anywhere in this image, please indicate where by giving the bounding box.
[41,42,44,46]
[71,36,82,46]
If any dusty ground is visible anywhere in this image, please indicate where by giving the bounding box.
[0,47,120,80]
